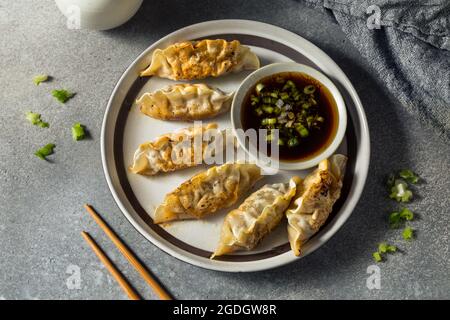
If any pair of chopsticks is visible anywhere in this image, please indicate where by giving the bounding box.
[82,204,172,300]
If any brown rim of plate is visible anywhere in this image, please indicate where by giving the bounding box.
[113,34,357,262]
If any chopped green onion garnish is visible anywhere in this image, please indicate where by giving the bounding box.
[52,89,74,104]
[299,127,309,137]
[33,74,49,86]
[399,169,419,184]
[262,96,272,104]
[389,207,414,228]
[287,137,299,147]
[34,143,55,160]
[304,85,316,94]
[262,105,274,114]
[250,95,259,103]
[372,252,382,263]
[255,83,265,94]
[26,111,49,128]
[378,243,397,253]
[72,122,86,141]
[399,207,414,221]
[389,211,402,228]
[261,118,277,126]
[280,92,289,100]
[402,226,414,240]
[389,179,413,202]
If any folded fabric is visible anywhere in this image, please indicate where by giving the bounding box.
[304,0,450,141]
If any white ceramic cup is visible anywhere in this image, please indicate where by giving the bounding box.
[55,0,143,30]
[231,62,347,171]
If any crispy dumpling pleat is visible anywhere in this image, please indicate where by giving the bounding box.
[136,84,233,121]
[212,176,301,258]
[129,123,234,176]
[140,39,260,80]
[286,154,347,256]
[154,163,262,224]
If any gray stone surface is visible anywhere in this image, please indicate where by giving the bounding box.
[0,0,449,300]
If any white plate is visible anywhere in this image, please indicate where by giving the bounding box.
[101,20,370,272]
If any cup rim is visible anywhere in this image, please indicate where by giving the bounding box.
[231,62,347,171]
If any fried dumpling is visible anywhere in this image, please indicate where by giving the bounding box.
[212,177,301,258]
[129,123,234,176]
[285,154,347,256]
[154,163,262,224]
[140,39,260,80]
[136,84,233,121]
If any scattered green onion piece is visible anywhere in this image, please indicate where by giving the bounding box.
[399,207,414,221]
[389,211,402,228]
[389,179,413,202]
[378,243,397,254]
[33,74,49,86]
[72,122,86,141]
[34,143,55,160]
[52,89,74,104]
[402,226,414,240]
[26,111,49,128]
[399,169,419,184]
[373,252,382,263]
[389,207,414,228]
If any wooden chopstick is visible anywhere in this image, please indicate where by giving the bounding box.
[84,204,172,300]
[81,231,141,300]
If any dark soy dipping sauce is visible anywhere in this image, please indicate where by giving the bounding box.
[241,72,339,161]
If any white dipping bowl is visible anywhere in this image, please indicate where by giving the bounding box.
[55,0,143,31]
[231,62,347,171]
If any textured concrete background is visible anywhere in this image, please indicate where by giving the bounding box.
[0,0,449,300]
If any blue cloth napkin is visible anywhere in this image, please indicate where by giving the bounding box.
[305,0,450,141]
